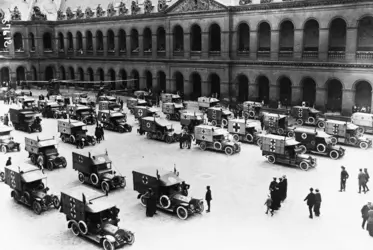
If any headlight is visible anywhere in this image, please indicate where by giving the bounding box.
[82,138,85,141]
[190,204,195,210]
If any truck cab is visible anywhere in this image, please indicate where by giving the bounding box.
[198,96,219,111]
[9,108,42,133]
[67,104,96,125]
[0,126,20,153]
[98,110,132,133]
[42,101,67,119]
[180,112,204,134]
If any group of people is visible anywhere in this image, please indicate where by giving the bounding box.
[179,129,193,149]
[304,188,322,218]
[361,202,373,235]
[265,176,288,216]
[95,124,105,143]
[352,105,371,113]
[340,166,369,193]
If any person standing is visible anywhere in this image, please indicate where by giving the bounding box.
[340,166,349,192]
[3,114,9,126]
[314,189,322,216]
[259,115,264,131]
[120,99,124,110]
[282,175,288,201]
[5,157,11,166]
[304,188,316,219]
[95,125,101,143]
[358,169,367,194]
[99,124,105,141]
[264,194,274,216]
[271,186,281,210]
[278,177,285,202]
[179,130,186,149]
[362,202,371,229]
[363,168,370,192]
[205,186,212,213]
[269,177,278,192]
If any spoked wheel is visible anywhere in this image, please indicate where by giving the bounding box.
[53,196,60,209]
[0,172,4,182]
[126,231,135,245]
[267,155,276,164]
[103,239,115,250]
[299,161,310,171]
[329,150,340,160]
[32,201,42,215]
[71,223,80,236]
[199,142,207,151]
[140,194,148,207]
[78,172,85,184]
[47,160,54,171]
[101,181,110,193]
[224,146,234,156]
[0,145,7,153]
[299,145,307,154]
[359,141,369,150]
[176,206,188,220]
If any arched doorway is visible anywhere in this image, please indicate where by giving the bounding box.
[68,67,75,87]
[16,66,26,85]
[173,25,184,51]
[120,69,127,89]
[209,24,221,52]
[97,68,104,82]
[158,71,166,92]
[109,69,116,89]
[190,24,202,52]
[174,72,184,93]
[326,79,343,112]
[45,66,54,81]
[355,81,372,108]
[43,33,52,51]
[302,78,316,107]
[77,68,84,87]
[190,73,201,100]
[208,73,220,97]
[131,70,140,90]
[237,23,250,52]
[31,66,38,81]
[145,71,153,90]
[59,67,65,80]
[237,75,249,102]
[279,77,292,106]
[0,67,10,84]
[257,76,270,104]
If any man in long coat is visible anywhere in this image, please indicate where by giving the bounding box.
[304,188,316,219]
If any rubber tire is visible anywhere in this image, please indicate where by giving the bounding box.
[349,137,357,145]
[257,138,262,147]
[61,135,67,143]
[78,221,88,235]
[249,111,255,118]
[103,239,114,250]
[224,146,234,155]
[78,172,85,183]
[358,127,365,134]
[0,145,7,153]
[69,135,75,144]
[176,206,188,220]
[160,195,171,209]
[90,173,99,185]
[316,143,326,153]
[47,160,54,171]
[308,117,315,124]
[166,114,171,120]
[296,119,304,126]
[359,141,369,150]
[60,157,67,168]
[126,232,135,245]
[221,119,228,127]
[245,133,253,142]
[71,223,80,236]
[101,181,110,193]
[331,137,337,145]
[277,128,284,135]
[140,194,147,207]
[53,196,60,209]
[299,145,307,154]
[288,131,294,138]
[32,201,42,215]
[118,126,125,133]
[318,121,325,129]
[165,136,172,144]
[211,120,217,126]
[299,161,310,171]
[329,150,340,160]
[214,141,222,150]
[232,134,240,142]
[267,155,275,164]
[199,142,207,151]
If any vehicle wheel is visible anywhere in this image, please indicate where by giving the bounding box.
[257,138,262,147]
[47,160,54,171]
[249,111,255,118]
[165,136,172,144]
[12,191,20,203]
[103,239,114,250]
[38,126,42,132]
[317,121,325,129]
[52,196,60,209]
[78,172,85,184]
[299,161,310,171]
[126,231,135,245]
[308,117,315,124]
[140,194,148,207]
[221,119,228,127]
[287,131,294,138]
[0,145,7,153]
[299,145,307,154]
[82,118,88,124]
[27,126,32,133]
[296,119,304,126]
[90,138,96,146]
[244,112,249,119]
[359,141,369,150]
[101,181,110,193]
[224,146,234,155]
[329,150,340,160]
[316,143,326,153]
[267,155,276,164]
[166,114,171,120]
[78,221,88,235]
[196,202,205,213]
[60,157,67,168]
[199,142,207,151]
[0,172,4,182]
[245,133,253,143]
[53,113,58,119]
[61,135,67,143]
[175,113,180,121]
[118,126,125,133]
[214,141,222,150]
[357,126,365,134]
[349,137,357,145]
[176,206,188,220]
[211,120,217,126]
[127,126,132,132]
[234,144,241,153]
[146,132,152,139]
[277,128,284,135]
[32,201,42,215]
[71,223,80,236]
[330,137,337,145]
[232,134,240,142]
[160,195,171,209]
[69,135,75,144]
[90,173,99,185]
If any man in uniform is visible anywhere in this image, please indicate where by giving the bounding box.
[362,202,371,229]
[5,157,11,166]
[304,188,316,219]
[340,166,349,192]
[359,169,367,194]
[314,189,322,216]
[205,186,212,213]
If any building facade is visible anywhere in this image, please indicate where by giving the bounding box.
[1,0,373,114]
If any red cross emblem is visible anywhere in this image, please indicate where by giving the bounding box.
[298,108,303,117]
[333,124,339,135]
[142,175,148,184]
[233,123,240,133]
[78,155,84,163]
[138,109,143,117]
[269,139,276,152]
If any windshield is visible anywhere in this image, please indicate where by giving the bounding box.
[25,179,45,191]
[0,134,11,142]
[224,134,234,141]
[112,117,125,124]
[97,163,112,171]
[173,98,182,104]
[24,116,34,122]
[324,137,332,144]
[42,145,58,156]
[101,207,118,222]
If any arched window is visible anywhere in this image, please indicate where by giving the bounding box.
[97,68,105,81]
[29,33,35,52]
[258,22,271,57]
[108,69,116,90]
[87,68,94,82]
[157,27,166,54]
[190,25,202,52]
[16,67,26,85]
[131,29,139,54]
[67,32,73,52]
[328,18,347,58]
[173,25,184,53]
[0,67,10,83]
[355,81,372,108]
[119,29,126,53]
[302,78,316,107]
[13,33,23,51]
[143,28,152,55]
[174,72,184,93]
[208,73,220,97]
[279,21,294,57]
[96,31,104,51]
[209,24,221,53]
[86,31,93,52]
[237,23,250,53]
[31,66,38,81]
[131,70,140,90]
[76,32,83,51]
[107,30,115,52]
[326,79,343,112]
[158,71,166,92]
[58,33,64,52]
[0,33,6,51]
[43,33,53,51]
[145,71,153,90]
[357,17,373,60]
[119,69,127,89]
[278,77,292,106]
[68,67,75,81]
[303,20,319,58]
[237,75,249,102]
[45,66,54,81]
[257,76,270,104]
[190,73,202,100]
[59,67,66,80]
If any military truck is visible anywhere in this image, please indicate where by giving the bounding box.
[291,106,325,128]
[261,134,317,171]
[206,107,233,127]
[133,167,204,220]
[25,136,67,170]
[137,117,179,143]
[97,110,132,133]
[227,119,260,145]
[324,120,372,149]
[19,97,38,111]
[67,104,96,125]
[58,119,96,148]
[133,106,159,120]
[198,96,219,111]
[351,112,373,134]
[97,94,117,103]
[3,165,60,214]
[0,126,20,152]
[194,124,241,155]
[98,101,121,112]
[42,101,67,119]
[72,152,126,192]
[263,113,294,137]
[180,112,204,134]
[243,101,262,119]
[293,127,345,159]
[60,187,135,249]
[72,92,89,104]
[162,102,185,121]
[127,98,150,114]
[161,93,182,103]
[9,108,42,133]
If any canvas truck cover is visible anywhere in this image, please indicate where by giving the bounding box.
[135,106,157,118]
[194,125,227,142]
[291,106,309,119]
[72,152,111,174]
[9,108,35,122]
[162,103,176,114]
[180,112,204,121]
[207,107,225,120]
[99,101,110,111]
[5,165,46,190]
[58,119,86,134]
[133,168,162,195]
[25,137,57,154]
[198,97,219,108]
[261,134,288,155]
[228,119,247,134]
[263,114,284,127]
[351,112,373,128]
[60,189,86,221]
[243,101,262,112]
[325,120,347,137]
[98,110,124,122]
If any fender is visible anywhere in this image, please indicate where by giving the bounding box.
[104,235,116,243]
